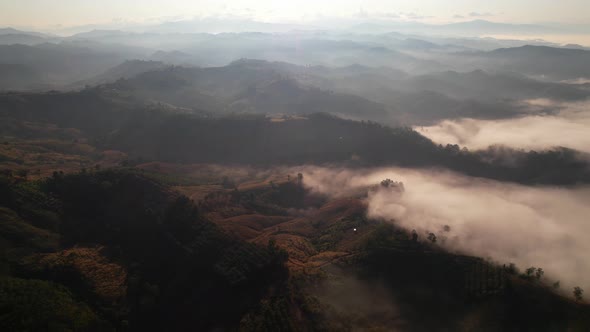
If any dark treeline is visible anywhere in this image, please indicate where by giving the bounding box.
[110,110,590,185]
[356,224,590,331]
[1,89,589,185]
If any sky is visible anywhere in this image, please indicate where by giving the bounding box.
[1,0,590,29]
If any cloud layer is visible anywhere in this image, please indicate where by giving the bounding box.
[302,166,590,295]
[416,100,590,153]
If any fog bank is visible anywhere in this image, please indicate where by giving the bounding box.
[302,166,590,294]
[416,100,590,153]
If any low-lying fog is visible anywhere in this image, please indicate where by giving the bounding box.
[302,166,590,295]
[416,99,590,153]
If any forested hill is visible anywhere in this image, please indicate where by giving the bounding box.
[0,169,288,330]
[1,89,589,185]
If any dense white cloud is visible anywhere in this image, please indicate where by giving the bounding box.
[417,100,590,153]
[302,166,590,296]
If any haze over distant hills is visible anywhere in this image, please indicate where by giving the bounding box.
[2,10,590,331]
[1,24,590,92]
[17,17,588,40]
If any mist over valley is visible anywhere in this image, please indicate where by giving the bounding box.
[1,2,590,331]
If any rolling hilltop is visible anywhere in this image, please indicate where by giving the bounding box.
[1,86,589,185]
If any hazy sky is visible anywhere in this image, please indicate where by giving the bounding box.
[1,0,590,29]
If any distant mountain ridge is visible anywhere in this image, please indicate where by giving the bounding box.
[462,45,590,80]
[0,27,51,37]
[70,60,168,88]
[76,58,589,125]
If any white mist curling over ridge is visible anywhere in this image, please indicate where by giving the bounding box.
[561,78,590,85]
[302,166,590,295]
[416,99,590,153]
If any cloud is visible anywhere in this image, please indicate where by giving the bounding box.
[416,100,590,154]
[355,8,369,19]
[561,78,590,85]
[302,166,590,296]
[400,12,433,20]
[382,12,401,19]
[469,12,494,17]
[352,10,409,21]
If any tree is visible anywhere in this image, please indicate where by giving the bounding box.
[16,169,29,179]
[553,281,560,289]
[411,229,418,242]
[379,179,405,192]
[525,267,536,278]
[574,286,584,301]
[535,268,544,280]
[0,277,99,331]
[427,232,437,243]
[164,195,200,242]
[0,169,12,177]
[505,263,517,275]
[381,179,393,188]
